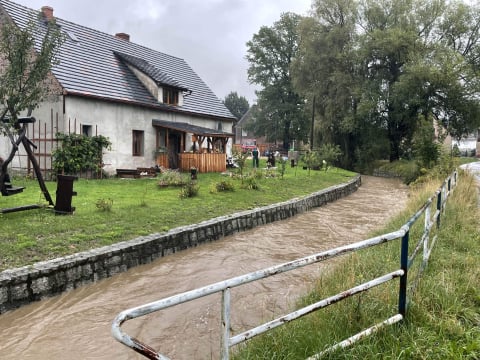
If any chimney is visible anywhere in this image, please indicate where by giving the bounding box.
[115,33,130,41]
[41,6,54,21]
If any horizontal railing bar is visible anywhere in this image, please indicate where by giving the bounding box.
[112,230,405,335]
[229,270,404,346]
[112,170,457,359]
[307,314,404,360]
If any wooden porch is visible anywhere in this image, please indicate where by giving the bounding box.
[153,119,232,173]
[156,153,227,173]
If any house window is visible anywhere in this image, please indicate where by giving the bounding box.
[82,125,92,137]
[217,122,223,131]
[132,130,144,156]
[163,88,179,105]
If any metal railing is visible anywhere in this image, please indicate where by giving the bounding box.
[112,170,457,359]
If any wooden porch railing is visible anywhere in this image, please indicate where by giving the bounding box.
[156,153,227,173]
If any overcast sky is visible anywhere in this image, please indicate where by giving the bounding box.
[13,0,313,105]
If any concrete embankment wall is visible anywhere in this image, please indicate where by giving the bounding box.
[0,175,361,314]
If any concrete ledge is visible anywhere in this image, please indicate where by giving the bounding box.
[0,175,361,313]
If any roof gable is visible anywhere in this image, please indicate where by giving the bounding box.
[0,0,235,120]
[114,51,188,92]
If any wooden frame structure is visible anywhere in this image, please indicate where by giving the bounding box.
[1,116,54,213]
[152,119,233,173]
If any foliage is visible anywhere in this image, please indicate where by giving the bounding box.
[232,149,250,183]
[240,175,260,190]
[210,180,235,193]
[293,0,480,168]
[277,156,287,179]
[0,15,65,126]
[52,133,111,175]
[246,12,309,149]
[95,198,113,212]
[157,169,188,187]
[301,151,320,174]
[318,143,343,166]
[179,181,199,198]
[412,116,441,168]
[223,91,250,120]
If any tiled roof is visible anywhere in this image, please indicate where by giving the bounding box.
[114,52,188,91]
[0,0,235,120]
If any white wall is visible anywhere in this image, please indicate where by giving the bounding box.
[64,97,233,174]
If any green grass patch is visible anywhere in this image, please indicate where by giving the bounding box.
[232,170,480,359]
[0,163,355,271]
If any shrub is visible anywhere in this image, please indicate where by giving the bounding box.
[211,180,235,193]
[241,176,260,190]
[157,169,188,187]
[179,181,199,198]
[95,198,113,212]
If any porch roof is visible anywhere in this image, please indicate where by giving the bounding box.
[152,119,233,138]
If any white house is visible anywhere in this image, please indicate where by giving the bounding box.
[0,1,236,177]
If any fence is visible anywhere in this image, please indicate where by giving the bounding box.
[111,170,457,359]
[12,110,99,180]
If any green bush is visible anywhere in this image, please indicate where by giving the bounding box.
[211,180,235,193]
[52,133,111,175]
[179,181,199,198]
[95,198,113,212]
[157,169,188,187]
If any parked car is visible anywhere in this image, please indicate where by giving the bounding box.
[241,140,257,153]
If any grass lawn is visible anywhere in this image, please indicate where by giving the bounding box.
[232,170,480,359]
[0,159,356,271]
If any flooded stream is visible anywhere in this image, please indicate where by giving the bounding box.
[0,176,408,359]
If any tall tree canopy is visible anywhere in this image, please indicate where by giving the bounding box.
[293,0,480,167]
[246,12,309,149]
[223,91,249,120]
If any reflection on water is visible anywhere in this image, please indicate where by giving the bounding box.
[0,176,408,360]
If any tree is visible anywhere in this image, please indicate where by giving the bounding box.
[0,14,64,191]
[0,16,64,126]
[293,0,361,168]
[246,12,309,149]
[293,0,480,167]
[223,91,249,120]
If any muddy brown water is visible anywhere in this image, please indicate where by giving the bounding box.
[0,176,408,360]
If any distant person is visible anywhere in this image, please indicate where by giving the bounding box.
[252,147,259,168]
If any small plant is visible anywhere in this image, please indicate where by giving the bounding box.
[95,198,113,212]
[179,181,199,198]
[211,180,235,193]
[277,156,287,179]
[232,149,249,183]
[157,169,188,187]
[241,175,260,190]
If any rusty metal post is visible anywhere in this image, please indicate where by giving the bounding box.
[398,229,409,317]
